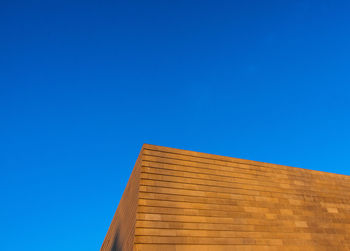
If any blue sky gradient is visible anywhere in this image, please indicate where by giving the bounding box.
[1,0,350,250]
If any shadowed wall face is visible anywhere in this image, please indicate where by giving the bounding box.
[102,144,350,251]
[101,155,141,251]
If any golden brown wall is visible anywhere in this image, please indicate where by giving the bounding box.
[100,152,142,251]
[102,144,350,251]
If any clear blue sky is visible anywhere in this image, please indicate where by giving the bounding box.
[1,0,350,250]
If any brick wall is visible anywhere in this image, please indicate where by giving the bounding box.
[100,152,141,251]
[102,144,350,251]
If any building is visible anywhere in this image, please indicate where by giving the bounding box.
[101,144,350,251]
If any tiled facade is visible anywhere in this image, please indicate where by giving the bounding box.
[101,144,350,251]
